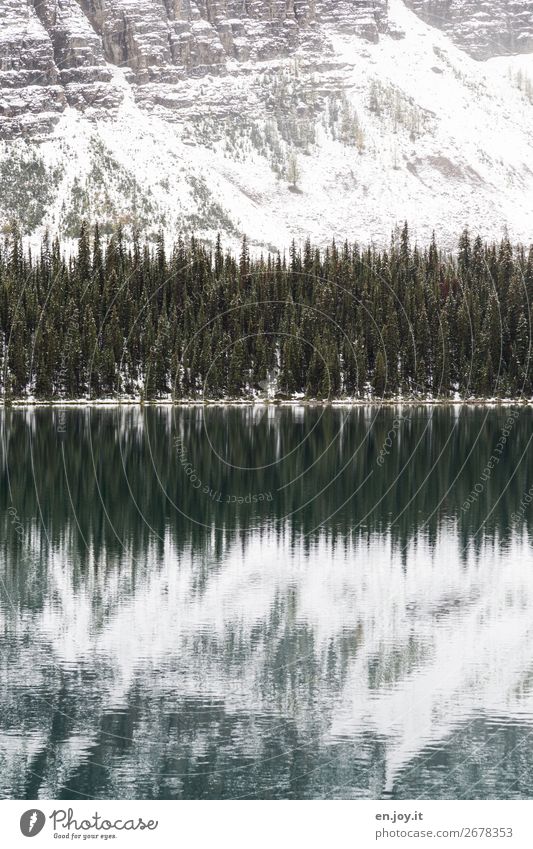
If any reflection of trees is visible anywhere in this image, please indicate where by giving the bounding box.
[1,407,533,799]
[1,406,532,568]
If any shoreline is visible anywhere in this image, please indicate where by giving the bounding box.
[1,398,532,409]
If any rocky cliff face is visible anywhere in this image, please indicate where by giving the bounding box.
[2,0,533,250]
[0,0,389,138]
[73,1,390,75]
[404,1,533,59]
[0,0,123,137]
[3,0,532,141]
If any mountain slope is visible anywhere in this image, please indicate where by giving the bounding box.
[1,0,533,248]
[404,0,533,59]
[0,0,389,138]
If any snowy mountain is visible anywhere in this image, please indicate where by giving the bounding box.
[405,0,533,59]
[1,0,533,249]
[0,0,390,139]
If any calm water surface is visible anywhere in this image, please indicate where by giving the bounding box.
[1,406,533,800]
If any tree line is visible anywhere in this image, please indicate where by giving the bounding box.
[0,223,532,400]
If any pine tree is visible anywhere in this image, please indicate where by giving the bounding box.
[306,348,325,398]
[373,349,387,397]
[228,341,246,397]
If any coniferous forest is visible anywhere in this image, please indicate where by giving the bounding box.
[1,222,532,401]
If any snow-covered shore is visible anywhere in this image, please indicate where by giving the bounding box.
[1,397,531,408]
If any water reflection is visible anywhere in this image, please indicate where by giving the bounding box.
[1,406,533,799]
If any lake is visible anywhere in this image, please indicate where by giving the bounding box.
[1,405,533,800]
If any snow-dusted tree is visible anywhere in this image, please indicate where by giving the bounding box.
[286,153,301,190]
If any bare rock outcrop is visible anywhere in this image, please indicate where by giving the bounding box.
[404,0,533,59]
[0,0,389,137]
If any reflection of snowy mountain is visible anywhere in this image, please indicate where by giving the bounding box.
[3,526,533,798]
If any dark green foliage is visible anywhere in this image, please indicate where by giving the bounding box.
[0,224,531,400]
[0,152,63,233]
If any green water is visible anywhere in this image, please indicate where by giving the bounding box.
[1,405,533,800]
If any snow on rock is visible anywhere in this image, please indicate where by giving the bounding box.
[404,0,533,60]
[0,1,533,250]
[0,0,390,139]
